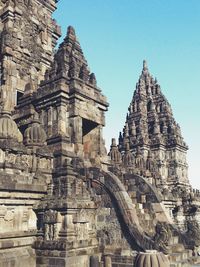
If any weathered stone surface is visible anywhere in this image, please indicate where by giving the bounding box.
[0,0,61,110]
[0,1,200,267]
[116,60,189,187]
[0,248,36,267]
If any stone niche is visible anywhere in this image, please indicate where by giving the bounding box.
[82,118,100,159]
[0,206,36,233]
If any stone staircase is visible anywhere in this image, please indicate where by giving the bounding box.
[132,195,193,266]
[124,176,198,267]
[88,169,200,266]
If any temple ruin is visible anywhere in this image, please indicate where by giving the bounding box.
[0,1,200,267]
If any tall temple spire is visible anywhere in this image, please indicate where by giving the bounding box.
[44,25,97,87]
[26,24,108,161]
[119,61,189,186]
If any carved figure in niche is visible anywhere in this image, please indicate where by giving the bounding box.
[172,186,188,200]
[138,181,149,194]
[21,155,31,168]
[53,223,59,239]
[43,210,61,241]
[185,220,200,246]
[44,209,57,224]
[4,210,14,222]
[77,222,89,240]
[135,146,144,171]
[44,223,55,240]
[97,222,122,246]
[6,153,16,164]
[146,151,158,176]
[44,224,51,240]
[154,222,171,254]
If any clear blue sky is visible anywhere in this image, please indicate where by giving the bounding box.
[54,0,200,188]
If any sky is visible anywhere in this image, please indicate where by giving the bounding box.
[54,0,200,188]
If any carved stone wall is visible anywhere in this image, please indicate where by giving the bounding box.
[0,0,61,110]
[0,1,200,267]
[0,137,52,267]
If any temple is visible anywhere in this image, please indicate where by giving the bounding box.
[0,1,200,267]
[118,60,189,187]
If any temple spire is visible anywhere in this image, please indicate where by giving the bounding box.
[141,59,150,77]
[43,25,97,86]
[67,25,76,38]
[119,61,189,185]
[143,60,148,71]
[64,25,78,44]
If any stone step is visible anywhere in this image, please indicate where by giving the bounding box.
[169,250,191,262]
[170,262,191,267]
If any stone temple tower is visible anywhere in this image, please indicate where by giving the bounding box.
[1,1,200,266]
[0,0,61,110]
[118,61,189,187]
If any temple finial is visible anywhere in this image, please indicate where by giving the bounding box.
[66,25,76,42]
[143,60,148,71]
[67,25,76,36]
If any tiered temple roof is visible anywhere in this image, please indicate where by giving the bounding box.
[110,61,189,185]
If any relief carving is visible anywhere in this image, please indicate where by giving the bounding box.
[43,210,62,241]
[154,222,171,254]
[184,220,200,247]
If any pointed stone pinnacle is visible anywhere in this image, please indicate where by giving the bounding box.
[143,60,148,70]
[67,25,75,36]
[66,25,76,41]
[111,138,117,146]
